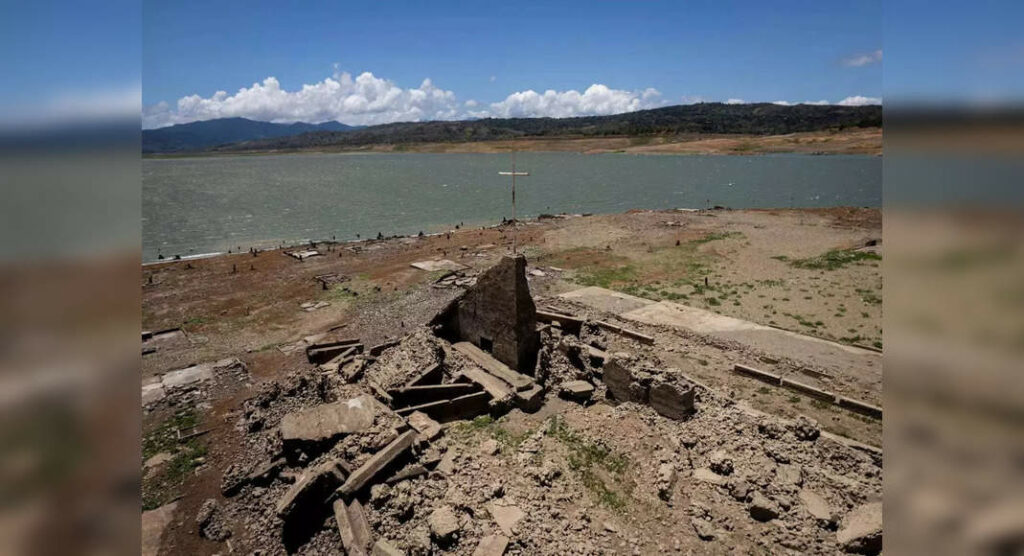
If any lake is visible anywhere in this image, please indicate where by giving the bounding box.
[142,152,881,262]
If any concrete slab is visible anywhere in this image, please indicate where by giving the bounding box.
[453,342,534,392]
[487,501,525,535]
[558,286,655,314]
[160,363,215,390]
[280,396,376,444]
[473,534,510,556]
[411,259,467,272]
[337,430,417,498]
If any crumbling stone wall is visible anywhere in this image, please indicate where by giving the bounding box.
[452,255,539,373]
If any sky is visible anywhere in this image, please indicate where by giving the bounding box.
[8,1,1024,131]
[140,0,884,129]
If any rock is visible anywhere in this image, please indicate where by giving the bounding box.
[791,415,820,441]
[798,489,832,522]
[603,355,648,404]
[836,502,882,554]
[333,499,372,555]
[280,396,376,445]
[487,501,526,535]
[144,452,173,469]
[437,451,457,475]
[690,518,715,541]
[749,492,780,522]
[708,450,734,476]
[428,505,461,541]
[728,479,751,501]
[559,380,595,401]
[196,499,231,541]
[372,539,405,556]
[776,464,803,487]
[480,439,500,456]
[473,534,510,556]
[657,463,676,500]
[337,430,418,497]
[407,411,442,440]
[692,468,726,486]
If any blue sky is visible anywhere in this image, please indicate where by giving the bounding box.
[139,0,884,127]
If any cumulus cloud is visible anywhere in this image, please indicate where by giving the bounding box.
[725,98,746,104]
[485,84,664,119]
[142,72,460,129]
[837,95,882,106]
[842,49,883,67]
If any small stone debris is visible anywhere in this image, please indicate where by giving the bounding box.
[528,269,546,277]
[749,492,781,522]
[406,411,442,440]
[559,380,595,402]
[428,505,462,542]
[836,502,882,554]
[473,534,510,556]
[708,450,734,476]
[690,517,715,541]
[657,462,677,501]
[648,378,695,420]
[487,501,525,535]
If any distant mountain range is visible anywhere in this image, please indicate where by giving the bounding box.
[142,103,881,154]
[142,117,361,153]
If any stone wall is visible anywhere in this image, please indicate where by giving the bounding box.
[454,255,539,373]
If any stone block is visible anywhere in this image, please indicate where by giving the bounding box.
[280,396,376,445]
[337,430,417,498]
[649,379,695,420]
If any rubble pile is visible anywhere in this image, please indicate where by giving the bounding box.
[183,256,881,554]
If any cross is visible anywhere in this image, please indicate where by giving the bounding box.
[498,152,529,254]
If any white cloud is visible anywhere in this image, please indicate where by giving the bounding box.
[842,49,883,67]
[489,75,497,83]
[464,99,479,107]
[771,100,792,106]
[679,95,705,104]
[485,84,664,119]
[1,84,141,129]
[725,98,746,104]
[837,95,882,106]
[142,72,460,129]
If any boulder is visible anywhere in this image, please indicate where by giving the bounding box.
[749,492,780,522]
[428,505,461,541]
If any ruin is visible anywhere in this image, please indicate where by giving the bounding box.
[431,255,539,374]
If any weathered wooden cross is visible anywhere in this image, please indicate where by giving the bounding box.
[498,152,529,254]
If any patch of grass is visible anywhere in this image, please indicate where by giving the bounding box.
[757,386,771,394]
[810,399,833,410]
[142,409,207,510]
[856,288,882,305]
[706,297,721,306]
[786,249,881,271]
[574,265,637,289]
[546,416,631,510]
[788,396,802,404]
[183,316,207,327]
[143,409,199,460]
[690,231,744,245]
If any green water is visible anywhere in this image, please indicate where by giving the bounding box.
[142,152,880,261]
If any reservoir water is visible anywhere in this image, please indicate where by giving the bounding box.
[143,152,881,262]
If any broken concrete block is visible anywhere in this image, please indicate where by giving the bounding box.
[141,381,166,406]
[455,365,514,405]
[514,383,544,412]
[733,363,782,385]
[436,451,457,475]
[487,501,525,535]
[559,380,595,401]
[749,491,781,522]
[837,396,883,419]
[428,505,461,541]
[337,430,418,498]
[276,460,346,518]
[372,539,405,556]
[406,411,442,440]
[453,342,535,392]
[389,383,478,407]
[781,377,836,402]
[333,499,372,555]
[369,339,401,356]
[306,339,362,364]
[473,534,510,556]
[836,502,882,554]
[280,396,376,445]
[603,355,648,404]
[649,379,695,420]
[386,464,427,484]
[405,362,444,387]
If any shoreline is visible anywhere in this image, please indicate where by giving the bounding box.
[143,127,882,159]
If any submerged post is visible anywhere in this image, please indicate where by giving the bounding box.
[498,151,529,254]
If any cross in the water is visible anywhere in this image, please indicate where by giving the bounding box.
[498,152,529,254]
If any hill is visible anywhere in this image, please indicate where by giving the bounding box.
[142,117,360,153]
[208,103,881,153]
